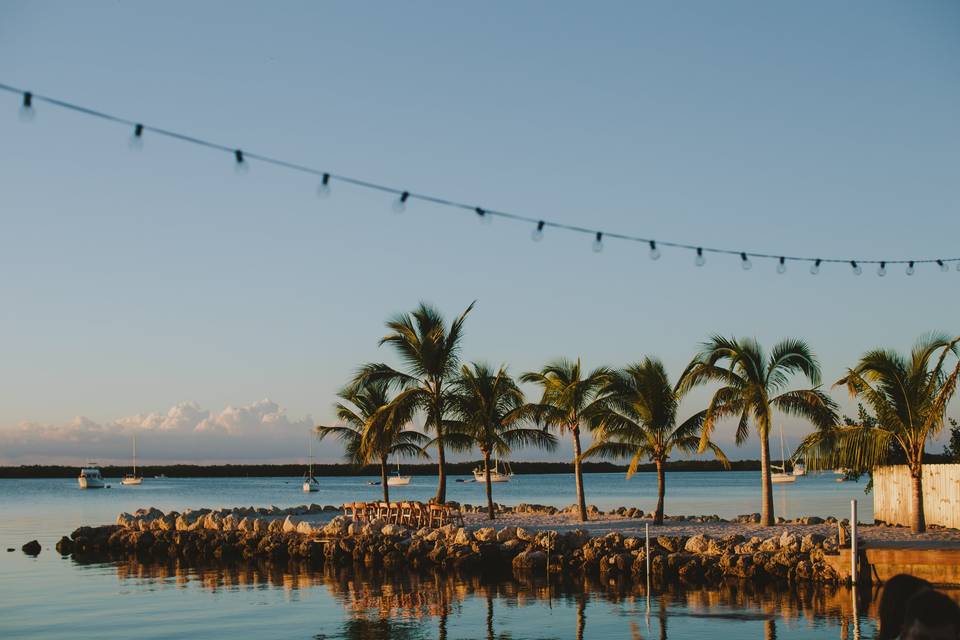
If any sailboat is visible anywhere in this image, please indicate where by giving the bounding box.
[121,434,143,485]
[771,425,797,484]
[387,461,411,486]
[302,435,319,492]
[473,459,513,483]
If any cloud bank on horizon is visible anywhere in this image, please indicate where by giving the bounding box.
[0,399,324,465]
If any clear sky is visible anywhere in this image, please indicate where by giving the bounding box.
[0,1,958,464]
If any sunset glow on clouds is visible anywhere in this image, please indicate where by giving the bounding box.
[0,400,323,465]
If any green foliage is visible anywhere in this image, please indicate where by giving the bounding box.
[944,417,960,463]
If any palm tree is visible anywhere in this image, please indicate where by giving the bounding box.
[678,337,837,526]
[356,301,474,503]
[448,363,557,520]
[797,334,960,533]
[521,359,611,522]
[315,378,427,502]
[583,357,730,525]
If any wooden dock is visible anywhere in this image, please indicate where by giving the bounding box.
[825,540,960,586]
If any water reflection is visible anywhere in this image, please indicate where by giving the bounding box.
[76,554,888,638]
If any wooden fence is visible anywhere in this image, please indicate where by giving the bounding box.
[873,464,960,529]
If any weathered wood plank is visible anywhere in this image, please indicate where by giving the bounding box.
[873,464,960,529]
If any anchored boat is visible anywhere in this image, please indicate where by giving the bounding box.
[473,459,513,483]
[78,463,105,489]
[302,435,319,492]
[387,462,411,486]
[121,434,143,485]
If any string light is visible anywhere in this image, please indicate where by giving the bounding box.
[129,123,144,150]
[19,91,34,121]
[877,261,886,277]
[317,173,331,198]
[392,191,409,214]
[531,220,544,242]
[2,81,957,279]
[648,240,661,261]
[593,232,604,253]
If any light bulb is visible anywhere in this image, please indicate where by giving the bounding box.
[777,257,786,274]
[740,252,752,270]
[392,191,409,214]
[317,173,331,198]
[810,259,821,275]
[233,149,248,174]
[695,248,705,267]
[19,92,35,122]
[851,261,862,276]
[531,221,545,242]
[938,260,948,273]
[906,261,915,276]
[877,262,886,277]
[128,124,144,151]
[648,240,661,260]
[593,232,604,253]
[475,207,491,224]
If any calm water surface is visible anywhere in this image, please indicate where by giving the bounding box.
[1,473,883,638]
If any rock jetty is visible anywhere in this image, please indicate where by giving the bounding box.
[55,505,845,585]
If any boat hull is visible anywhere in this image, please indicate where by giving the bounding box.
[121,477,143,485]
[387,476,411,486]
[473,472,512,483]
[78,477,105,489]
[771,474,797,484]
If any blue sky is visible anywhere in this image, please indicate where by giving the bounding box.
[0,1,958,464]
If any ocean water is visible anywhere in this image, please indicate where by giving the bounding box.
[0,472,883,639]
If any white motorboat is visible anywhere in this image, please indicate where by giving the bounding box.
[302,435,319,492]
[473,459,513,483]
[792,462,806,477]
[121,434,143,485]
[387,462,411,486]
[78,464,105,489]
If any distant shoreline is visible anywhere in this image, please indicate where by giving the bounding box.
[0,459,761,479]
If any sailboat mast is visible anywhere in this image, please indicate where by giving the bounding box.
[133,434,137,476]
[779,424,787,470]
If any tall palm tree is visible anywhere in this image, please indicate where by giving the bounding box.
[678,337,837,526]
[521,359,611,522]
[583,357,730,525]
[357,301,474,503]
[798,334,960,533]
[448,363,557,520]
[315,379,427,502]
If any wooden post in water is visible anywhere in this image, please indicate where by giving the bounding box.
[850,499,858,585]
[645,523,651,592]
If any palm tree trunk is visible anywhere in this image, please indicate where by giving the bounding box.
[654,458,665,525]
[484,450,495,520]
[572,426,588,522]
[434,392,447,503]
[760,431,774,526]
[910,464,926,534]
[381,456,389,503]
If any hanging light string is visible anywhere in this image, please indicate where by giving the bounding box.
[3,81,957,274]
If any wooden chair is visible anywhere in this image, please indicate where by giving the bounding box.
[399,502,414,526]
[428,503,448,529]
[376,502,391,521]
[411,502,427,528]
[352,502,368,523]
[342,503,355,520]
[387,502,401,523]
[445,502,465,527]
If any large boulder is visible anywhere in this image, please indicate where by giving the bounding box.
[474,527,497,543]
[282,516,300,533]
[684,534,711,555]
[512,549,547,574]
[22,540,41,555]
[496,526,518,543]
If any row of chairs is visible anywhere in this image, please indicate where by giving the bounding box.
[342,501,465,529]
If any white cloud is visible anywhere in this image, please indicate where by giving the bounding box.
[0,400,321,464]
